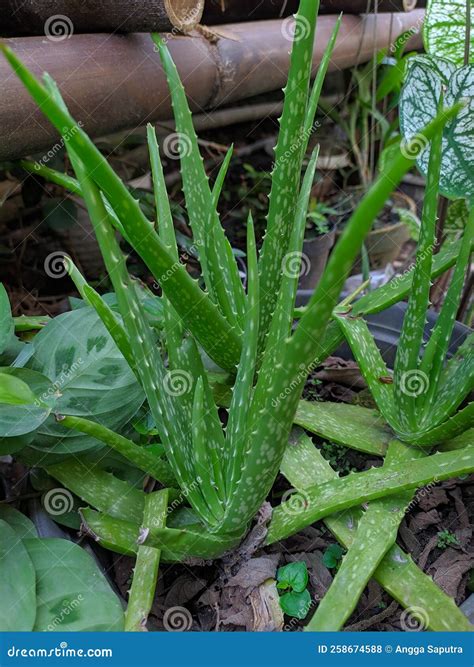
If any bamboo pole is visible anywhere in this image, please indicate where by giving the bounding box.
[0,11,424,161]
[0,0,204,36]
[202,0,417,23]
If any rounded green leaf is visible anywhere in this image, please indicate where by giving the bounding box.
[29,308,144,454]
[400,55,474,202]
[276,561,309,593]
[24,538,124,631]
[279,589,312,620]
[0,519,36,631]
[0,368,53,438]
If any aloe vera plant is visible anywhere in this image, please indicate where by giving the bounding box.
[1,0,472,634]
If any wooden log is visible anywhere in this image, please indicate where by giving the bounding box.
[0,0,204,36]
[0,10,424,161]
[202,0,417,23]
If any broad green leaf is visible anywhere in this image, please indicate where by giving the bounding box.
[281,431,472,632]
[424,0,474,66]
[0,284,13,355]
[25,538,124,631]
[400,56,474,201]
[0,519,36,631]
[29,307,144,454]
[0,368,53,438]
[279,589,312,619]
[0,505,37,540]
[277,561,308,593]
[0,371,41,406]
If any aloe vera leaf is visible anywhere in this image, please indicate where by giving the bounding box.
[411,402,474,446]
[211,147,247,325]
[251,107,463,487]
[70,153,212,521]
[435,334,474,419]
[125,489,168,632]
[80,509,242,561]
[59,415,175,487]
[294,400,390,456]
[225,213,259,492]
[152,37,243,329]
[206,145,245,330]
[335,314,398,427]
[281,432,473,631]
[220,149,319,530]
[147,123,184,348]
[257,0,320,350]
[20,159,82,196]
[66,259,135,372]
[1,46,241,373]
[393,119,443,429]
[306,439,424,631]
[268,444,474,544]
[47,459,145,523]
[421,207,474,416]
[192,378,224,523]
[303,14,342,141]
[438,427,474,452]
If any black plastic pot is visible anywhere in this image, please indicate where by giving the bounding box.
[295,295,471,366]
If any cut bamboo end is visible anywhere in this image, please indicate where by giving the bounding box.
[164,0,204,32]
